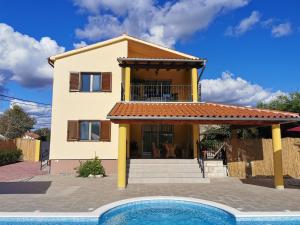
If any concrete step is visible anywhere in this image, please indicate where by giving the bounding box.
[128,177,210,184]
[128,167,202,173]
[129,159,198,164]
[129,172,204,178]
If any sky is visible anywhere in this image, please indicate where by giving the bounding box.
[0,0,299,128]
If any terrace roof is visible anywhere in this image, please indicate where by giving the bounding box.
[117,57,206,69]
[107,102,300,126]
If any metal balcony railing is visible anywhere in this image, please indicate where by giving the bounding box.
[122,83,192,102]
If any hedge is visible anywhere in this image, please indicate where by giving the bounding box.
[0,150,23,166]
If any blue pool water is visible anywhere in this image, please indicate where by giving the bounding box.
[0,200,300,225]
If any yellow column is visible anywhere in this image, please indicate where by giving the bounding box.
[35,140,41,162]
[118,124,128,189]
[191,68,198,102]
[124,67,131,101]
[193,124,199,158]
[272,124,284,189]
[126,125,130,159]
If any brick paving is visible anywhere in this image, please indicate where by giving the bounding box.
[0,175,299,212]
[0,162,46,181]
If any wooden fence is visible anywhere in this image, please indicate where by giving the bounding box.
[227,137,300,178]
[0,138,40,162]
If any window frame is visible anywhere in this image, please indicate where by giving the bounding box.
[78,120,101,142]
[79,72,102,93]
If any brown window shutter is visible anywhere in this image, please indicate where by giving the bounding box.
[67,120,79,141]
[101,72,112,92]
[70,72,80,91]
[100,121,111,141]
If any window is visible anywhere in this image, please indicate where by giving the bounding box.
[67,120,111,142]
[79,121,100,141]
[80,73,102,92]
[69,72,111,92]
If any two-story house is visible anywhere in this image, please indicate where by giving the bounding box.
[49,34,300,189]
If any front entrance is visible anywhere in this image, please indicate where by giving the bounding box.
[142,124,174,157]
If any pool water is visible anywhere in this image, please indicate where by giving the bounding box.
[0,200,300,225]
[99,200,235,225]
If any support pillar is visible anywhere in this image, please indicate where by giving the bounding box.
[124,67,131,101]
[193,124,199,159]
[118,124,128,189]
[271,124,284,190]
[126,125,130,159]
[191,68,198,102]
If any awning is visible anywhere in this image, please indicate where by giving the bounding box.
[117,57,206,69]
[287,126,300,132]
[107,102,300,126]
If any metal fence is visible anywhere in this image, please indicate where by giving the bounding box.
[125,84,192,102]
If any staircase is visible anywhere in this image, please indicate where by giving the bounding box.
[127,159,210,184]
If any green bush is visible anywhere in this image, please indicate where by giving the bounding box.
[0,150,22,166]
[77,157,106,177]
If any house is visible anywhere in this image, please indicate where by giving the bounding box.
[48,34,300,189]
[22,131,40,140]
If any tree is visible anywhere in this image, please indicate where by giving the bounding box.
[35,128,51,141]
[257,92,300,138]
[0,105,36,139]
[257,92,300,113]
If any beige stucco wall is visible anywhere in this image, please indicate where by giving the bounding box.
[50,41,128,160]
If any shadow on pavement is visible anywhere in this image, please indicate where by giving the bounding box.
[0,181,51,194]
[240,177,300,189]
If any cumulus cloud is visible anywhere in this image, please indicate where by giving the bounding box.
[200,71,285,106]
[0,23,65,88]
[74,0,249,47]
[271,22,292,37]
[73,41,88,49]
[10,100,51,128]
[225,11,261,36]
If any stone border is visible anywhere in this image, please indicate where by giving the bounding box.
[0,196,300,219]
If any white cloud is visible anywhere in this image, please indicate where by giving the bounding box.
[271,22,292,38]
[74,0,249,47]
[10,100,51,128]
[73,41,88,49]
[200,71,285,106]
[225,11,261,36]
[0,23,65,88]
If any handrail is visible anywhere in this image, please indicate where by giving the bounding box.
[197,140,205,178]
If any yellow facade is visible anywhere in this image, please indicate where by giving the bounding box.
[271,124,284,189]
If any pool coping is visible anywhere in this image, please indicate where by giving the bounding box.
[0,196,300,219]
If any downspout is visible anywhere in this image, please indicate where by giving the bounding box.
[48,57,54,68]
[197,59,207,101]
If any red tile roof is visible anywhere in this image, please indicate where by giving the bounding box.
[107,102,300,125]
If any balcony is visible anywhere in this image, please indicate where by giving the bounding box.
[122,83,192,102]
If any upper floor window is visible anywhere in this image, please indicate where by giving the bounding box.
[81,73,102,92]
[70,72,112,92]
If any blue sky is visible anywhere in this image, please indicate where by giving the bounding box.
[0,0,299,127]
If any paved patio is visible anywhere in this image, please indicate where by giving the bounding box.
[0,175,299,212]
[0,162,47,182]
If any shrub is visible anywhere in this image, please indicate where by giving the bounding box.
[0,149,22,166]
[77,157,106,177]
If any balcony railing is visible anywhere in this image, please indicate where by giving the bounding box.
[122,83,192,102]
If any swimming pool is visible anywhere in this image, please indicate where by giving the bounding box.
[0,197,299,225]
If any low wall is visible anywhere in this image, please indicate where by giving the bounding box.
[227,138,300,178]
[50,159,117,175]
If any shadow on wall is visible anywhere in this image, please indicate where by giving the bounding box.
[0,181,51,194]
[227,137,300,179]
